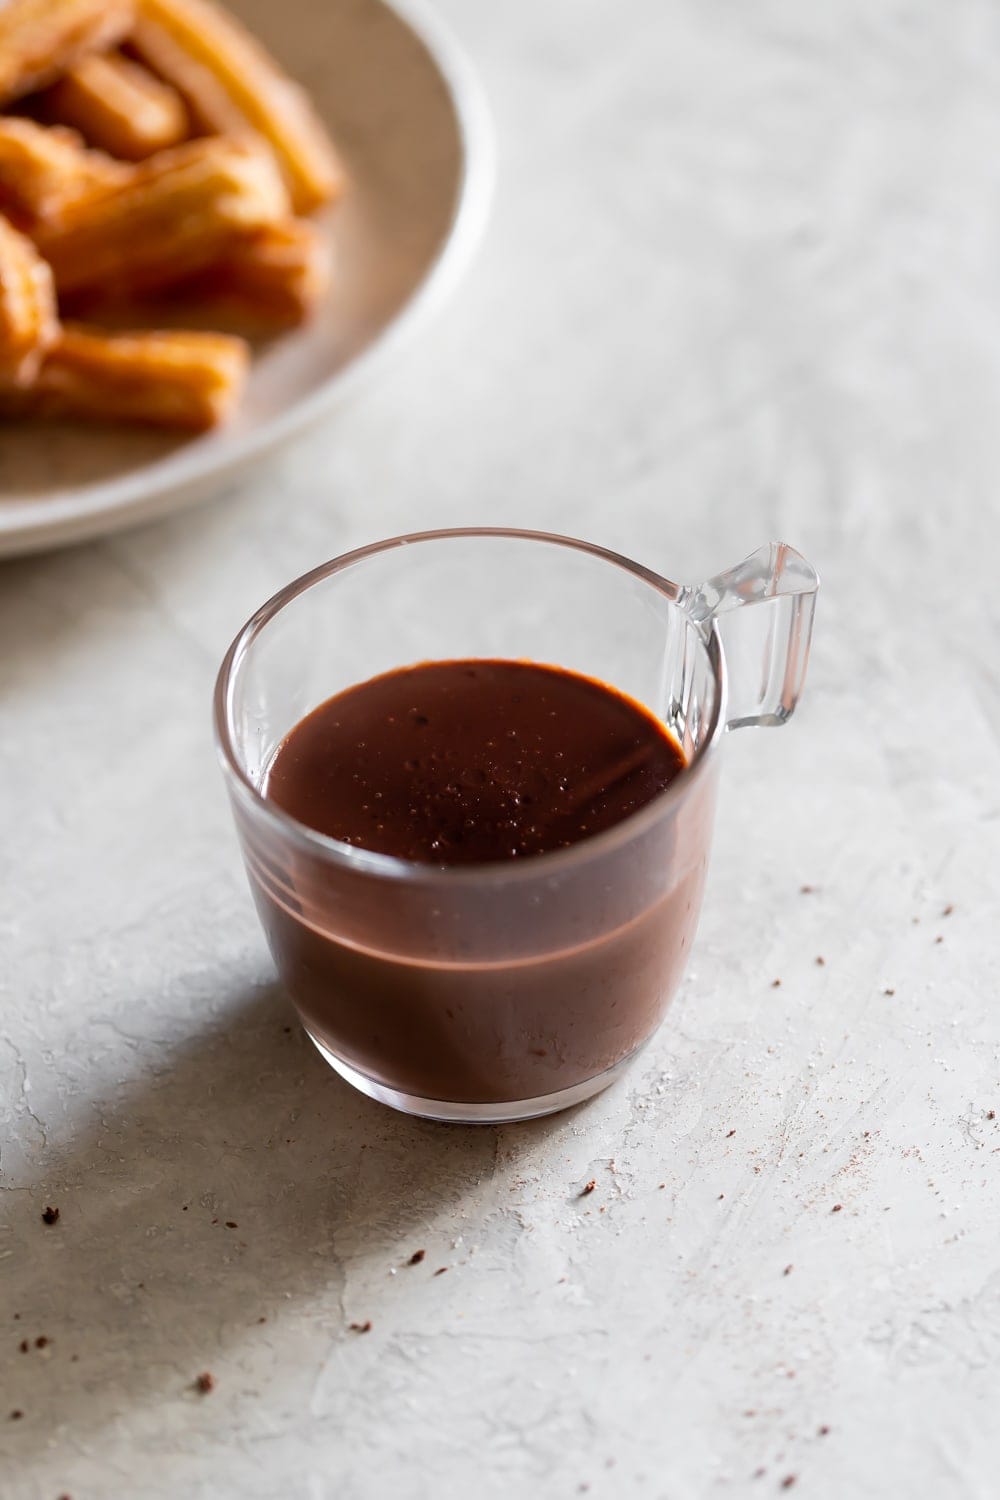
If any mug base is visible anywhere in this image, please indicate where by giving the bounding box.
[304,1029,644,1123]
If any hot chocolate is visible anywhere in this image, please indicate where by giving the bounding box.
[251,659,708,1108]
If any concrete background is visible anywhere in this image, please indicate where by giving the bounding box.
[3,1,1000,1496]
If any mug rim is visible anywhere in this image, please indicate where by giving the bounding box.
[213,526,728,886]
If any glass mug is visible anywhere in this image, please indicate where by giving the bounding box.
[215,529,818,1124]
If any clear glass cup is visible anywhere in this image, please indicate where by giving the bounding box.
[214,529,818,1123]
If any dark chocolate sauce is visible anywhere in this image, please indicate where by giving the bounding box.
[265,659,686,863]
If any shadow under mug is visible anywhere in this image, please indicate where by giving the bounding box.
[214,528,818,1123]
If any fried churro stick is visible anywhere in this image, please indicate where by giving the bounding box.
[0,324,249,429]
[0,0,135,107]
[183,217,331,329]
[0,117,126,228]
[0,214,58,387]
[44,52,190,161]
[35,136,288,295]
[131,0,344,213]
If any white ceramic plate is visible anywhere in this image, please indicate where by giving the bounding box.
[0,0,492,557]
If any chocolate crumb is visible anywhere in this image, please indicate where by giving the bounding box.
[283,1025,292,1034]
[10,1410,23,1420]
[771,978,781,988]
[35,1337,48,1349]
[19,1340,28,1353]
[70,1354,79,1361]
[182,1205,188,1211]
[934,935,944,944]
[781,1478,797,1491]
[800,884,814,894]
[407,1249,426,1265]
[943,904,954,917]
[819,1425,830,1436]
[726,1129,736,1138]
[815,955,825,966]
[832,1203,843,1213]
[349,1320,372,1333]
[13,1314,19,1320]
[988,1111,996,1121]
[718,1193,725,1200]
[194,1372,214,1394]
[658,1183,666,1189]
[434,1266,448,1276]
[580,1179,596,1196]
[258,1316,267,1323]
[225,1221,238,1229]
[41,1206,59,1226]
[783,1264,794,1276]
[753,1468,766,1479]
[883,987,895,996]
[211,1218,219,1225]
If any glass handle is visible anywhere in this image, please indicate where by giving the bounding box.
[679,542,819,730]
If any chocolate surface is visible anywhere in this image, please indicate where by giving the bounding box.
[265,658,687,863]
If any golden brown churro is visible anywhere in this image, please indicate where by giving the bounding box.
[44,51,190,160]
[0,0,135,107]
[182,217,331,328]
[0,0,343,430]
[0,213,58,386]
[130,0,344,212]
[35,135,289,294]
[0,117,126,228]
[0,323,249,429]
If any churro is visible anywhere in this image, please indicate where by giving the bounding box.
[0,323,249,429]
[130,0,344,212]
[35,135,288,294]
[0,0,135,107]
[0,214,58,386]
[44,51,190,160]
[0,117,126,228]
[182,217,331,329]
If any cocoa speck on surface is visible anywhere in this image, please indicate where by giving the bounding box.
[935,935,944,944]
[771,978,781,988]
[10,1409,23,1420]
[225,1221,238,1229]
[19,1340,28,1353]
[408,1249,426,1265]
[434,1266,448,1276]
[883,986,896,996]
[783,1264,794,1276]
[726,1129,736,1138]
[800,884,815,894]
[194,1373,214,1394]
[832,1203,843,1213]
[34,1337,48,1348]
[819,1425,831,1436]
[988,1111,996,1121]
[349,1320,372,1333]
[580,1179,596,1196]
[943,904,954,916]
[781,1478,797,1491]
[41,1206,59,1225]
[815,955,825,966]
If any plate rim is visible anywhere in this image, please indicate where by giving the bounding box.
[0,0,495,559]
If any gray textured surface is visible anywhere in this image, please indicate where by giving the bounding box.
[3,2,1000,1497]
